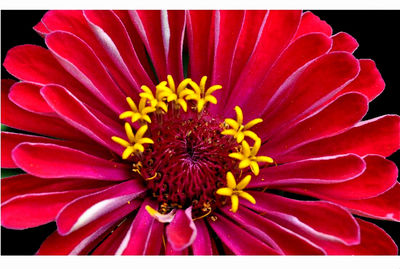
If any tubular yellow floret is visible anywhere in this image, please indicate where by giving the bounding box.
[111,123,154,159]
[186,76,222,112]
[140,85,169,113]
[119,97,156,124]
[221,106,263,143]
[229,138,274,176]
[216,172,256,213]
[156,75,194,112]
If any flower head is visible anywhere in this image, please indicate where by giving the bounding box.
[1,10,399,255]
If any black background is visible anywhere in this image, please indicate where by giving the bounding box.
[1,10,400,255]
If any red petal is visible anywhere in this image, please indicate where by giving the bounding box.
[1,174,114,204]
[83,10,154,91]
[262,92,368,157]
[33,19,50,37]
[56,180,145,235]
[238,32,332,119]
[37,201,140,255]
[186,10,215,82]
[330,32,359,53]
[1,189,99,230]
[339,59,385,101]
[249,154,366,187]
[1,79,88,141]
[294,11,332,39]
[256,52,360,141]
[129,11,168,80]
[222,206,325,255]
[191,219,213,255]
[280,155,398,200]
[244,192,360,245]
[12,142,130,180]
[8,82,54,115]
[208,212,280,255]
[166,207,197,251]
[45,31,127,114]
[41,84,125,154]
[279,115,400,163]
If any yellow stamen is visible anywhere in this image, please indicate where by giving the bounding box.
[140,85,169,113]
[111,123,154,159]
[221,106,263,143]
[186,76,222,113]
[216,172,255,213]
[156,75,193,112]
[228,139,274,176]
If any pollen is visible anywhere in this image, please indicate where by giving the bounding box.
[229,138,274,176]
[222,106,263,143]
[216,172,256,213]
[186,76,222,112]
[111,123,154,159]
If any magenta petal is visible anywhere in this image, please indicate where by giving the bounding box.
[41,84,125,154]
[330,32,359,53]
[222,206,325,255]
[279,115,400,163]
[250,154,365,187]
[244,192,360,245]
[263,92,368,157]
[45,31,127,114]
[56,180,145,235]
[12,142,130,180]
[208,212,280,255]
[1,188,100,230]
[191,219,213,255]
[166,207,197,251]
[294,11,332,39]
[116,199,162,255]
[37,201,140,255]
[280,155,398,200]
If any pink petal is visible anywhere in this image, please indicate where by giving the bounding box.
[42,10,136,95]
[186,10,215,82]
[9,82,54,115]
[280,155,398,200]
[1,79,89,141]
[166,207,197,251]
[294,11,332,39]
[330,32,359,53]
[228,10,268,89]
[339,59,385,101]
[208,212,280,255]
[222,206,325,255]
[12,142,130,180]
[41,84,125,154]
[1,189,100,230]
[3,45,105,113]
[262,92,368,157]
[56,180,145,235]
[1,174,114,204]
[116,199,163,255]
[2,132,113,169]
[37,201,140,255]
[33,19,50,36]
[211,10,245,90]
[278,115,400,163]
[224,11,302,113]
[249,154,366,187]
[191,219,213,255]
[45,31,127,114]
[165,242,188,255]
[328,183,400,222]
[244,192,360,245]
[83,10,154,91]
[129,11,168,80]
[238,32,332,120]
[255,52,360,141]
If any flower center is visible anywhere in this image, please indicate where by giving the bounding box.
[112,75,274,219]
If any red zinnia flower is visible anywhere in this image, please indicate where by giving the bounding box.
[1,10,399,255]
